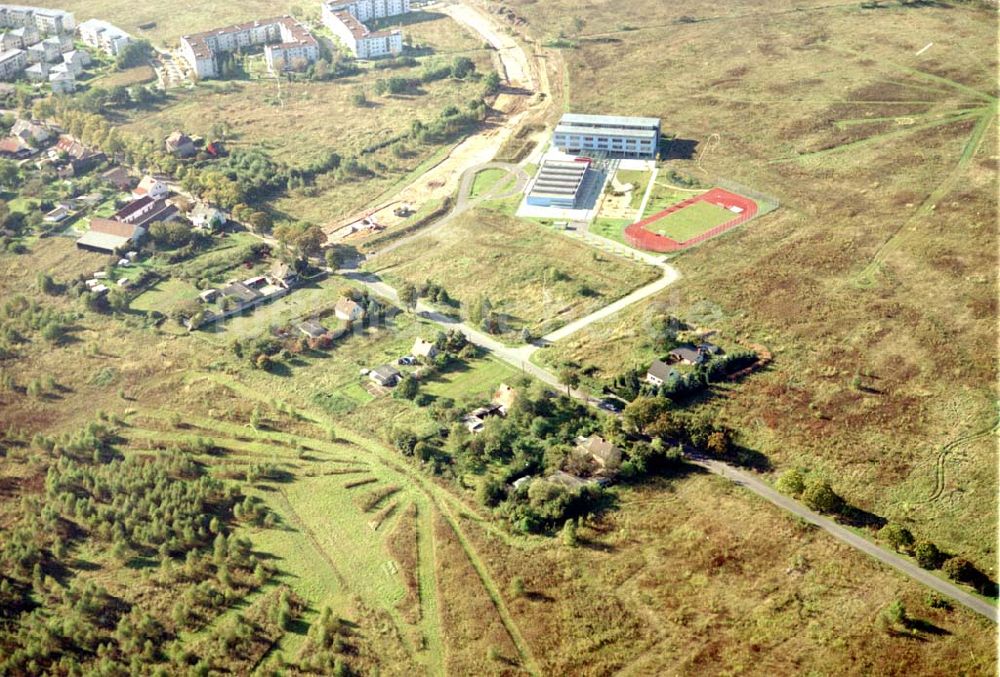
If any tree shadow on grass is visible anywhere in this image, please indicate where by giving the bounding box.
[838,504,887,530]
[905,617,951,636]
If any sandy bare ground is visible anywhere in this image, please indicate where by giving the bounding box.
[324,2,545,238]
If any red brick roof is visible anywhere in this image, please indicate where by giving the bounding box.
[89,218,138,238]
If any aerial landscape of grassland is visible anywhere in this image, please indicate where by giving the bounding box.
[368,208,661,335]
[510,0,997,567]
[0,0,996,671]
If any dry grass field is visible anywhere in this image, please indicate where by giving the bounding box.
[118,70,489,170]
[1,233,996,673]
[501,0,998,570]
[0,0,996,672]
[367,208,661,335]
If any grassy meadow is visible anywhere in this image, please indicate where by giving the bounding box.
[367,208,661,335]
[509,0,998,569]
[1,230,997,673]
[0,0,997,672]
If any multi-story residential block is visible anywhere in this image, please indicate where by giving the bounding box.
[3,25,38,48]
[48,68,74,93]
[322,0,410,24]
[0,5,74,36]
[77,19,131,56]
[322,0,408,58]
[326,10,402,59]
[552,113,662,160]
[0,46,25,79]
[180,16,318,79]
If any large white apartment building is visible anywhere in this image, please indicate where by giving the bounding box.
[322,0,410,24]
[0,5,74,36]
[78,19,131,56]
[322,0,407,59]
[552,113,661,160]
[180,16,318,79]
[0,46,25,79]
[326,11,401,59]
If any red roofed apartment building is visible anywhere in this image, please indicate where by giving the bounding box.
[180,16,318,79]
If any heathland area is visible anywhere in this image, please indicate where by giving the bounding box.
[523,0,998,568]
[0,0,996,674]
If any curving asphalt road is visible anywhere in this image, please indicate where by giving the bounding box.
[366,161,529,260]
[693,457,998,623]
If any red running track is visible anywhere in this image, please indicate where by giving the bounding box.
[625,188,758,252]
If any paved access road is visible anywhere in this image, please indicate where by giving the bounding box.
[692,457,998,623]
[367,161,529,260]
[346,259,997,622]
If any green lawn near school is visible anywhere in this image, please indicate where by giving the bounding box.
[469,168,508,198]
[613,169,653,209]
[589,217,633,247]
[645,200,736,242]
[641,182,699,220]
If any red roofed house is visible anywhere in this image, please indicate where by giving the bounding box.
[132,175,169,200]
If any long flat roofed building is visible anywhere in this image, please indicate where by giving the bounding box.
[322,0,407,58]
[180,16,318,79]
[78,19,131,56]
[526,158,590,209]
[553,113,661,160]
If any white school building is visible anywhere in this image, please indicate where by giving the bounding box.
[552,113,661,160]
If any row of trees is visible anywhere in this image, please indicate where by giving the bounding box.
[777,469,996,596]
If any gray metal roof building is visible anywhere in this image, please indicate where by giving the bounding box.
[526,159,590,208]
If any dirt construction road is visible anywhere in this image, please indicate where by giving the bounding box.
[325,2,542,237]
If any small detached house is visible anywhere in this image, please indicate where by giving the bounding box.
[133,175,169,201]
[10,119,50,144]
[412,338,438,360]
[668,345,706,366]
[369,365,400,387]
[335,296,365,322]
[165,131,197,158]
[667,342,723,366]
[189,202,225,229]
[646,359,678,387]
[575,434,623,475]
